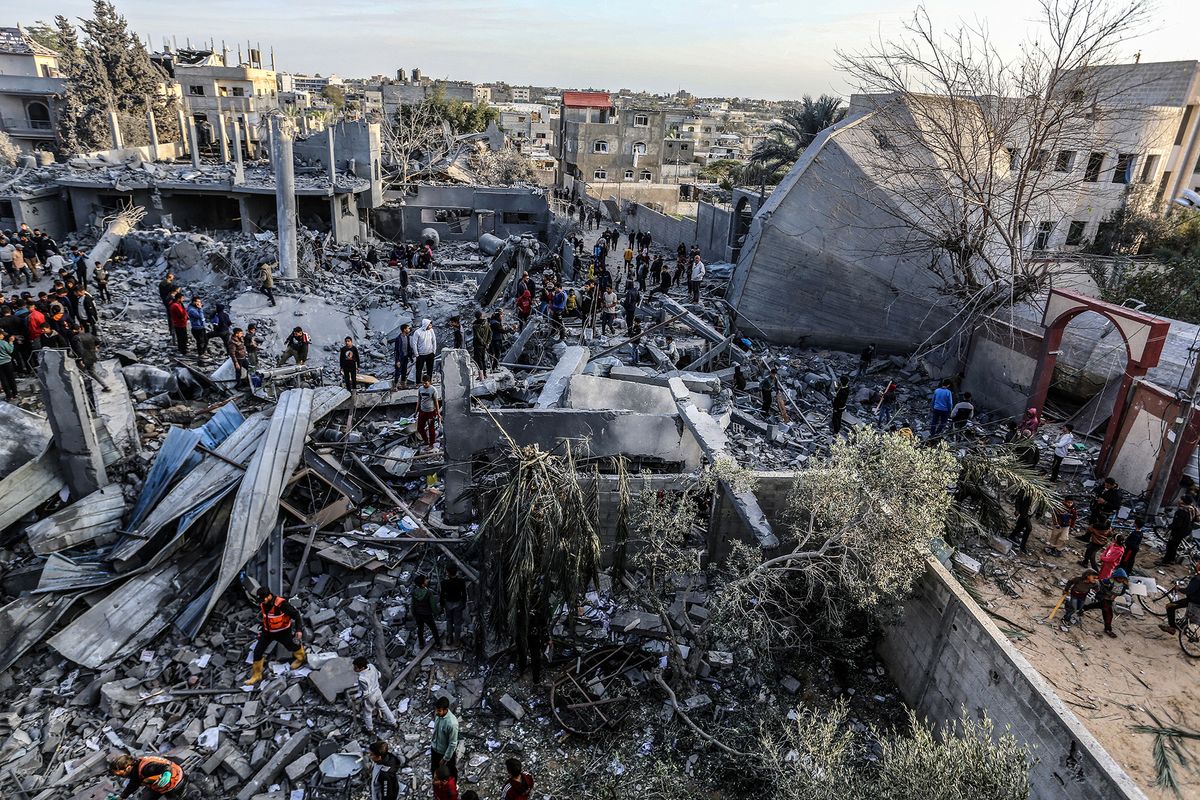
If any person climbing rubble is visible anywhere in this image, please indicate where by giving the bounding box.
[278,326,310,367]
[106,753,192,798]
[353,656,397,734]
[413,573,442,648]
[339,336,360,392]
[257,260,276,306]
[243,579,306,685]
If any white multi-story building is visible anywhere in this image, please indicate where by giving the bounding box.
[0,26,64,154]
[173,50,279,152]
[282,73,342,95]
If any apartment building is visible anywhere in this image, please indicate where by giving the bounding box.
[0,26,65,154]
[497,103,557,151]
[281,73,342,94]
[557,92,666,186]
[168,49,279,151]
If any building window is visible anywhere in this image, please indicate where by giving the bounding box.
[640,170,653,181]
[189,85,205,96]
[681,143,689,151]
[1084,152,1105,182]
[219,86,229,97]
[1031,150,1050,170]
[1054,151,1074,172]
[1033,221,1054,251]
[593,169,607,180]
[624,170,634,180]
[634,114,649,127]
[1139,154,1160,183]
[632,141,647,155]
[1112,153,1135,184]
[593,140,609,153]
[1066,221,1087,246]
[1006,148,1020,171]
[232,87,246,97]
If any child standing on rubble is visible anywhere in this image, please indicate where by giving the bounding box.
[1044,498,1077,557]
[417,376,441,450]
[339,337,360,392]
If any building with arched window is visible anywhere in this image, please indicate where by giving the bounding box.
[556,92,666,189]
[0,26,65,154]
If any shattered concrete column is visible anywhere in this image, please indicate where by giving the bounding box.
[38,350,108,498]
[535,346,589,408]
[145,108,159,161]
[441,350,475,524]
[270,115,299,279]
[238,197,254,234]
[327,125,337,187]
[231,115,245,185]
[186,116,201,169]
[215,113,230,164]
[107,110,123,150]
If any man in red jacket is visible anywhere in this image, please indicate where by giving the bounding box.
[167,292,188,354]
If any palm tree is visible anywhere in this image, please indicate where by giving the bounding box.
[748,94,846,179]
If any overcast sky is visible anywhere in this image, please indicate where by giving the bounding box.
[22,0,1195,99]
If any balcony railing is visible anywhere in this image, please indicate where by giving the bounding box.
[1,117,54,135]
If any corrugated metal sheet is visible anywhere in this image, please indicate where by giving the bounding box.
[0,444,65,532]
[0,593,78,673]
[47,559,211,669]
[26,484,125,555]
[200,388,315,625]
[35,553,121,593]
[127,403,245,529]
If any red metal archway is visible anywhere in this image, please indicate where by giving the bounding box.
[1027,289,1171,473]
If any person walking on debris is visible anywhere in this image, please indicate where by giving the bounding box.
[471,311,491,380]
[229,328,250,390]
[187,297,209,362]
[1011,487,1036,553]
[928,379,953,437]
[761,366,777,416]
[93,261,112,303]
[442,564,467,644]
[875,381,898,427]
[393,323,413,389]
[1081,568,1128,638]
[73,286,100,334]
[622,279,640,331]
[600,285,618,335]
[688,254,705,303]
[1097,533,1127,580]
[413,574,442,648]
[353,656,397,734]
[831,374,850,436]
[1121,516,1144,573]
[1159,557,1200,634]
[1050,423,1075,482]
[488,310,509,370]
[628,318,643,365]
[339,336,360,392]
[72,323,110,392]
[858,343,876,376]
[431,696,459,778]
[1160,494,1198,565]
[950,391,974,433]
[417,376,441,450]
[449,315,464,350]
[257,261,276,306]
[433,763,459,800]
[502,758,534,800]
[1081,514,1114,570]
[107,753,191,799]
[210,303,232,357]
[167,292,189,355]
[1061,569,1098,627]
[1044,498,1077,557]
[0,331,16,400]
[244,582,306,685]
[368,741,402,800]
[278,326,310,367]
[515,285,533,329]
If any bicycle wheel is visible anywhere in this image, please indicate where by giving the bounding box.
[1139,594,1168,617]
[1179,623,1200,659]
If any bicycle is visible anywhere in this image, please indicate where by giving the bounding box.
[1138,579,1200,658]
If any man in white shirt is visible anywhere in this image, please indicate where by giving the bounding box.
[1050,423,1075,482]
[413,318,438,383]
[353,656,397,734]
[688,255,706,303]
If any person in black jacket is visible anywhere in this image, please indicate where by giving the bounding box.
[339,337,359,393]
[1160,495,1198,565]
[441,565,467,644]
[831,375,850,436]
[393,323,412,389]
[367,741,401,800]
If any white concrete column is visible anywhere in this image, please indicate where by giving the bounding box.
[187,116,201,169]
[146,108,159,161]
[270,115,299,279]
[176,108,189,160]
[107,110,123,150]
[326,125,337,187]
[231,115,245,185]
[215,113,230,163]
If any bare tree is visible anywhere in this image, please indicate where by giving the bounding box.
[381,100,448,190]
[836,0,1156,342]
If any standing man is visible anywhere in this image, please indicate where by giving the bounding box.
[1159,557,1200,635]
[257,261,276,306]
[1160,495,1198,566]
[0,331,17,400]
[471,311,491,380]
[168,292,189,354]
[412,574,442,649]
[244,584,306,685]
[416,376,441,450]
[413,319,437,383]
[393,323,413,390]
[858,343,876,376]
[353,656,397,734]
[93,261,112,303]
[830,375,850,436]
[367,741,402,800]
[622,279,640,332]
[398,261,411,308]
[72,286,99,334]
[210,303,233,357]
[688,254,705,303]
[441,565,467,645]
[158,272,178,335]
[229,328,250,389]
[339,336,360,392]
[187,297,209,362]
[1050,424,1075,482]
[245,323,261,371]
[929,379,953,437]
[1012,488,1035,553]
[430,697,459,779]
[600,285,618,335]
[488,310,509,370]
[761,367,777,416]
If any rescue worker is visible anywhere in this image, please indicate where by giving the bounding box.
[107,753,189,798]
[244,583,306,685]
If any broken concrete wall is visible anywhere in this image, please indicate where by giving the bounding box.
[1107,380,1198,495]
[619,201,730,265]
[292,120,385,207]
[695,201,733,264]
[709,470,793,561]
[375,185,550,243]
[3,191,70,241]
[566,373,713,414]
[961,320,1042,418]
[878,558,1148,800]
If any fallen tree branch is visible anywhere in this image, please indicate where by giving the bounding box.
[653,672,752,758]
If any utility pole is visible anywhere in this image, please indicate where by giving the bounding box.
[1149,340,1200,516]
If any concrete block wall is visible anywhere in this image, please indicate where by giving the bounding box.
[622,201,731,264]
[879,558,1147,800]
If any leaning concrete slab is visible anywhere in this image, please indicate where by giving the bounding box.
[38,349,107,498]
[535,346,589,408]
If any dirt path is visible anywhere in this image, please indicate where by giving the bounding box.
[972,520,1200,799]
